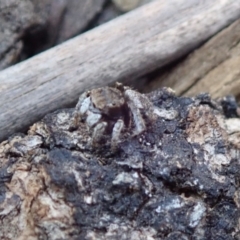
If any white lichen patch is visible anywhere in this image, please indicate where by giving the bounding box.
[113,172,139,186]
[116,156,143,169]
[188,201,206,228]
[153,108,178,120]
[86,222,157,240]
[225,118,240,149]
[8,135,43,156]
[225,118,240,134]
[55,112,71,126]
[155,196,184,213]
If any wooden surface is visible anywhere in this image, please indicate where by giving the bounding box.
[0,0,43,70]
[1,0,240,141]
[184,19,240,98]
[146,18,240,98]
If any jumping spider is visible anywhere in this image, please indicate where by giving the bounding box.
[73,83,159,150]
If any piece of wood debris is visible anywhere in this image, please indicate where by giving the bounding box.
[1,0,240,141]
[146,18,240,98]
[0,0,44,70]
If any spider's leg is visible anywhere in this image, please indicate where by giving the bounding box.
[71,92,91,129]
[124,89,146,135]
[92,122,107,146]
[111,119,124,151]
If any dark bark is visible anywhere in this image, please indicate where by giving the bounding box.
[1,86,240,239]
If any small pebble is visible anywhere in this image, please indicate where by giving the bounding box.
[112,0,141,12]
[112,0,154,12]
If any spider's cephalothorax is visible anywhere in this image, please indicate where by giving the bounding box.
[73,84,159,150]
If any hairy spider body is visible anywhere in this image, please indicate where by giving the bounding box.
[74,84,158,150]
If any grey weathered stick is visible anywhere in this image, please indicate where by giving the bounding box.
[1,0,240,141]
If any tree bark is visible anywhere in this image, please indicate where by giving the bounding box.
[1,85,240,239]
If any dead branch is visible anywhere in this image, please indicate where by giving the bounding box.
[1,0,240,141]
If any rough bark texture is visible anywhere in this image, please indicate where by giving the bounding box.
[0,0,107,66]
[146,18,240,99]
[54,0,106,43]
[32,0,106,45]
[1,86,240,239]
[1,0,240,142]
[0,0,45,69]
